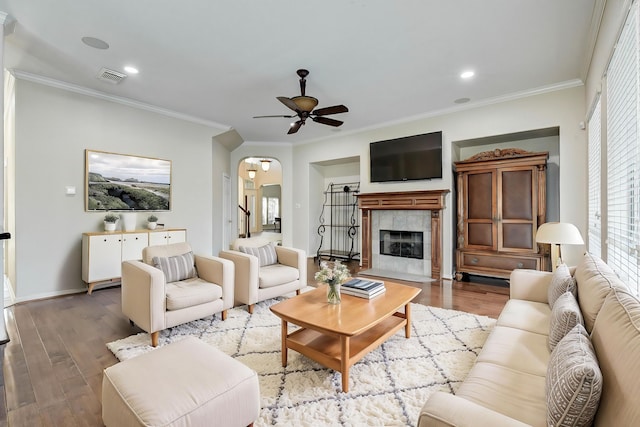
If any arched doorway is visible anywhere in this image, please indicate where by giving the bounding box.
[237,157,282,240]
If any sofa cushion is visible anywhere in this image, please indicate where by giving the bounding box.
[590,288,640,426]
[165,278,222,311]
[497,299,551,335]
[574,252,627,333]
[546,324,602,427]
[476,325,550,376]
[239,242,278,267]
[258,263,299,288]
[456,361,547,426]
[548,292,584,351]
[152,251,198,283]
[548,264,576,308]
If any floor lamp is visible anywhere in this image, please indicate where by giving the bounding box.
[535,222,584,271]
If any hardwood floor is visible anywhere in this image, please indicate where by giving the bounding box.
[0,259,509,426]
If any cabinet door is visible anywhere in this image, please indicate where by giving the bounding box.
[122,232,149,261]
[167,230,186,244]
[87,234,122,282]
[148,231,168,246]
[464,171,497,250]
[498,167,537,252]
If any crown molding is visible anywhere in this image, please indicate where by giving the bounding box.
[10,70,232,132]
[299,79,584,147]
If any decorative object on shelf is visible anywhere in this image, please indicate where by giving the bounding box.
[121,211,137,232]
[104,213,119,231]
[536,222,584,271]
[314,260,350,305]
[147,214,158,230]
[85,150,171,212]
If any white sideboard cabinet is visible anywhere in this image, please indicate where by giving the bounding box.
[82,228,186,294]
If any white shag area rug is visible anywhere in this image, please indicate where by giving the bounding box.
[107,298,496,426]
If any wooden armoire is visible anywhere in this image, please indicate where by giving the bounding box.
[454,148,549,280]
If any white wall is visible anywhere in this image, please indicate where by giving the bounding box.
[293,86,586,278]
[12,78,230,301]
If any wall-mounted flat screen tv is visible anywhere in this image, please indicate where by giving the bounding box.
[369,131,443,182]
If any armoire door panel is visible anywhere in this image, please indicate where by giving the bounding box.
[467,172,494,219]
[501,223,534,250]
[467,223,494,247]
[501,169,533,220]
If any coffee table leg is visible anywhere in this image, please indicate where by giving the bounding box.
[405,303,412,338]
[341,336,350,392]
[281,319,288,367]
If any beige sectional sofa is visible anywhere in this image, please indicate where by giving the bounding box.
[418,252,640,426]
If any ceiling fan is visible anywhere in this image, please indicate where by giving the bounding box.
[254,69,349,134]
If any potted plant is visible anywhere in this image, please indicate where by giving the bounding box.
[104,213,119,232]
[147,214,158,230]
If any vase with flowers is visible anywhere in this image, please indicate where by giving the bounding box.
[314,260,350,304]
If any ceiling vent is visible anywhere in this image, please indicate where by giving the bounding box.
[97,67,127,84]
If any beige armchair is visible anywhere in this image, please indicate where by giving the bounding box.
[219,238,307,313]
[121,242,234,347]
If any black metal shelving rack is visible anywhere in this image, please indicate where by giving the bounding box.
[316,182,360,263]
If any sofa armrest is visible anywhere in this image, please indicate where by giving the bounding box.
[275,246,307,287]
[121,260,166,334]
[509,269,553,303]
[195,255,235,310]
[418,392,531,427]
[219,250,260,305]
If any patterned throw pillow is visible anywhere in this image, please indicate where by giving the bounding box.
[152,251,198,283]
[548,291,584,351]
[548,264,577,308]
[546,324,602,427]
[239,242,278,267]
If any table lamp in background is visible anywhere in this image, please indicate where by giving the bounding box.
[535,222,584,271]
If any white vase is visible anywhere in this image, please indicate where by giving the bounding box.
[121,212,137,231]
[104,221,117,232]
[148,222,157,230]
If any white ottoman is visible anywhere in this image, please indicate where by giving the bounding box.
[102,336,260,427]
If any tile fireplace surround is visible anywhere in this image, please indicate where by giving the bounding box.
[357,190,449,279]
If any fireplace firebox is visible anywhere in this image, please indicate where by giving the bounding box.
[379,230,424,259]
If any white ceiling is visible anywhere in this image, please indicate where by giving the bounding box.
[0,0,600,145]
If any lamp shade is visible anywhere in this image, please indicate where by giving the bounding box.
[261,159,271,172]
[535,222,584,245]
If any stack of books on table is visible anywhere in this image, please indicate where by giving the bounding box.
[341,277,386,299]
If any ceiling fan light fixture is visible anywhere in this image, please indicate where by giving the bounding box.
[261,159,271,172]
[292,96,318,112]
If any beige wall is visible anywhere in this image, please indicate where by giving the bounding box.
[293,86,586,279]
[11,78,230,301]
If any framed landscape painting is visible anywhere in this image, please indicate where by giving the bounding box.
[85,150,172,211]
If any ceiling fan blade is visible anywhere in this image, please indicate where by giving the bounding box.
[277,96,299,112]
[253,114,297,118]
[312,116,344,127]
[287,120,303,134]
[312,105,349,116]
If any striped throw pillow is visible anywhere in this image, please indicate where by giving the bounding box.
[239,243,278,267]
[548,264,577,308]
[152,251,198,283]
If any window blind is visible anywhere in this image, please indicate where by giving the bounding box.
[606,1,640,295]
[588,96,602,258]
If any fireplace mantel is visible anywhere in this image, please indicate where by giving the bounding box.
[357,190,449,279]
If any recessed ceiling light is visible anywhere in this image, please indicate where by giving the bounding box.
[460,70,475,79]
[124,66,139,74]
[81,36,109,50]
[454,97,471,104]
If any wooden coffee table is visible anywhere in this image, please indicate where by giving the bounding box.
[270,280,421,392]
